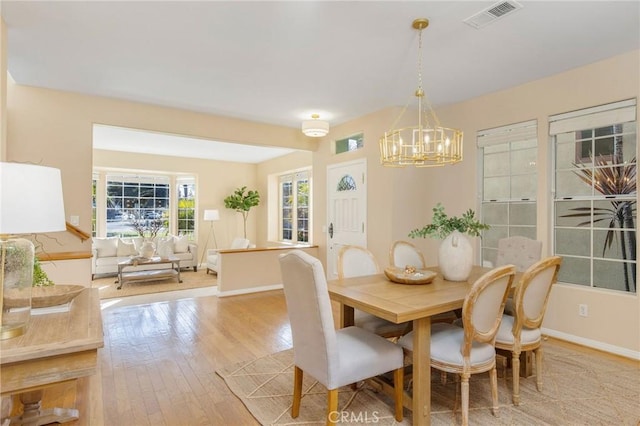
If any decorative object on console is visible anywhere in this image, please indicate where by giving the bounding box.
[223,186,260,239]
[301,113,330,137]
[409,203,489,281]
[199,209,220,267]
[379,18,463,167]
[0,162,66,340]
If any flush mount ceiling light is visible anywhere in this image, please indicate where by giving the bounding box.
[301,114,330,138]
[379,18,463,167]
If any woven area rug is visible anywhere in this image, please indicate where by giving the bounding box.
[217,349,411,425]
[94,268,216,299]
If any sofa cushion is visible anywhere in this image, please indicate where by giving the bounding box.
[117,238,138,257]
[173,235,190,253]
[94,237,118,258]
[157,237,175,257]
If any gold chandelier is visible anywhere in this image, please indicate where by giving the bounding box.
[379,18,463,167]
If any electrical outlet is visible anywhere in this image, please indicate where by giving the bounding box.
[579,304,588,317]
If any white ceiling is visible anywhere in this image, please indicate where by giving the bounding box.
[92,124,296,163]
[2,1,639,162]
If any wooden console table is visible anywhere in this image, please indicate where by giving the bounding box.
[1,288,104,425]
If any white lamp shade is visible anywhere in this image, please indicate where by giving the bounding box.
[203,209,220,221]
[301,119,330,137]
[0,163,66,234]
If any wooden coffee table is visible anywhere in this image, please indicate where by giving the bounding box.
[117,256,182,289]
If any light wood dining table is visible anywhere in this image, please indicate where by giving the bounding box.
[327,265,507,426]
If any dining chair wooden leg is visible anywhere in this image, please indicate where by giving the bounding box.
[292,366,303,418]
[461,373,470,426]
[511,351,521,405]
[490,366,499,416]
[535,346,544,391]
[393,367,404,422]
[326,388,339,426]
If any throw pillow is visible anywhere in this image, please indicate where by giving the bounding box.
[93,237,118,258]
[116,238,138,257]
[156,237,175,257]
[173,235,190,253]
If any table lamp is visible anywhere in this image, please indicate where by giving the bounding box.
[199,209,220,266]
[0,162,66,339]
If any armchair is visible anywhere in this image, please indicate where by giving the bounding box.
[205,237,250,275]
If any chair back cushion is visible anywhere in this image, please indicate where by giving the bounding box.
[389,240,426,269]
[516,256,562,329]
[230,237,250,249]
[337,245,380,279]
[496,236,542,272]
[462,265,515,354]
[279,250,337,385]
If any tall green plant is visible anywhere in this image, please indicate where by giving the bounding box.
[224,186,260,238]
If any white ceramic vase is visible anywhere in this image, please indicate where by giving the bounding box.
[139,240,156,259]
[438,230,473,282]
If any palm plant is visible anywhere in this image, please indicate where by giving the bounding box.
[561,154,636,292]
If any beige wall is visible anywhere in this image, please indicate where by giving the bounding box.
[5,31,638,356]
[7,82,316,258]
[311,50,640,357]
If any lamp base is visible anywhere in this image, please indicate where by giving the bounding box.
[1,237,34,340]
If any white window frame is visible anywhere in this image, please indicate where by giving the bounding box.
[278,169,311,244]
[478,120,538,267]
[93,169,197,239]
[550,99,637,293]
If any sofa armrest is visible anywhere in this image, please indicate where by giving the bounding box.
[188,243,198,261]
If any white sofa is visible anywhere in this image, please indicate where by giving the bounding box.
[92,235,198,279]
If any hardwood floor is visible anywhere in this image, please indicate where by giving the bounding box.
[19,289,639,425]
[98,291,294,426]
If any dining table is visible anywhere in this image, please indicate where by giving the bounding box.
[327,265,518,426]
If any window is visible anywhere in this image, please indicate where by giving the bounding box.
[551,99,637,293]
[91,174,98,237]
[478,120,538,267]
[176,177,195,237]
[280,170,310,243]
[93,171,197,239]
[335,133,364,154]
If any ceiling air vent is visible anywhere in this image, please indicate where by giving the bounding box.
[463,0,523,29]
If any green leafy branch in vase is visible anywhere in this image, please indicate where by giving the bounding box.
[409,203,489,240]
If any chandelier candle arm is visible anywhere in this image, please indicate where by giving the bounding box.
[379,18,463,167]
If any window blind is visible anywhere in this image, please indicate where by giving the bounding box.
[549,98,636,135]
[477,120,537,147]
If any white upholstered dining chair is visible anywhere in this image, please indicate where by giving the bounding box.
[338,245,411,338]
[496,236,542,271]
[389,240,426,269]
[278,250,404,425]
[398,265,516,426]
[495,256,562,405]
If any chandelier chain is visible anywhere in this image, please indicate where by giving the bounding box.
[417,27,423,93]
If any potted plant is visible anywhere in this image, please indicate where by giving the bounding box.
[409,203,489,281]
[224,186,260,239]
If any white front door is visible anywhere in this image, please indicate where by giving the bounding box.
[326,159,367,279]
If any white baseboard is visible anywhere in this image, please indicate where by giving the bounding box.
[217,283,283,298]
[542,327,640,360]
